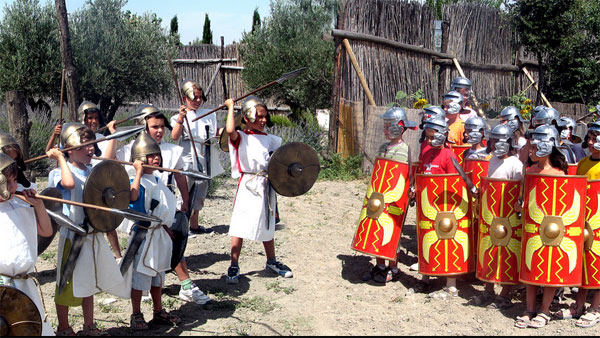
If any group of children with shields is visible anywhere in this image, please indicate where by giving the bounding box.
[353,76,600,329]
[0,80,294,336]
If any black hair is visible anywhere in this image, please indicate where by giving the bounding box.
[144,111,173,131]
[582,130,600,149]
[2,162,18,180]
[550,147,569,175]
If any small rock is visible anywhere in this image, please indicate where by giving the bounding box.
[405,288,414,296]
[99,298,117,305]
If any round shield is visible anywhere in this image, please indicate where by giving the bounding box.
[218,118,245,153]
[0,286,41,336]
[83,161,130,232]
[267,142,320,197]
[169,211,189,271]
[37,187,64,256]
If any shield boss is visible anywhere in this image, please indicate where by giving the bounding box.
[0,286,41,336]
[268,142,320,197]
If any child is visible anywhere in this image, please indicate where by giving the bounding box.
[171,80,224,235]
[125,132,179,330]
[514,124,569,329]
[0,153,54,336]
[361,107,417,283]
[462,116,490,159]
[559,116,586,162]
[0,131,35,191]
[468,124,522,309]
[418,116,462,297]
[554,122,600,327]
[48,122,124,336]
[450,76,477,121]
[442,91,466,145]
[224,96,291,284]
[499,106,527,150]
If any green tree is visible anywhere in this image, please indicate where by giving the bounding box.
[202,13,213,44]
[240,0,337,115]
[0,0,62,113]
[251,7,261,33]
[70,0,173,121]
[170,15,182,46]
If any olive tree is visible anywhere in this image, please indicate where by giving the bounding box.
[70,0,173,121]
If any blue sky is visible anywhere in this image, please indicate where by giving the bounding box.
[0,0,272,45]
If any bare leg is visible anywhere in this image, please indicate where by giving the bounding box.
[231,237,243,265]
[131,289,142,313]
[263,239,275,261]
[576,289,590,311]
[540,287,557,315]
[189,210,199,230]
[591,290,600,311]
[150,286,162,313]
[499,285,512,298]
[56,304,70,332]
[82,296,94,327]
[174,259,191,281]
[526,285,538,312]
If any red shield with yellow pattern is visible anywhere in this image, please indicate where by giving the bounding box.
[568,164,578,176]
[451,145,471,166]
[519,173,587,287]
[411,161,422,177]
[582,180,600,289]
[463,158,489,192]
[476,177,522,284]
[416,173,474,276]
[352,157,410,260]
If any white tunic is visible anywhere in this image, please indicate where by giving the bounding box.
[0,198,54,336]
[228,130,281,241]
[170,109,224,178]
[123,174,174,277]
[116,141,184,186]
[48,162,125,298]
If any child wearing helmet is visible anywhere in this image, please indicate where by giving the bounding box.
[463,116,491,160]
[361,107,417,283]
[442,91,467,145]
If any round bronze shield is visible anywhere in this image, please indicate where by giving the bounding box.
[83,161,130,232]
[0,286,41,336]
[37,187,64,256]
[267,142,321,197]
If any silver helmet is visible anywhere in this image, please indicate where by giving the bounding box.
[419,106,445,129]
[464,116,487,145]
[499,106,526,132]
[559,117,582,144]
[531,106,564,128]
[443,91,464,114]
[450,77,471,91]
[529,125,561,158]
[488,124,514,156]
[381,107,417,139]
[423,116,448,147]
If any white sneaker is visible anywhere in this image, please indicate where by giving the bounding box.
[179,285,211,305]
[266,261,293,278]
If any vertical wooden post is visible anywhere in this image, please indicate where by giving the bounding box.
[437,20,450,98]
[55,0,80,121]
[342,39,376,106]
[220,36,228,99]
[6,91,31,162]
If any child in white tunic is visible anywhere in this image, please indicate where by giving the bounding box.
[47,123,124,336]
[126,133,179,330]
[224,96,292,284]
[0,154,54,336]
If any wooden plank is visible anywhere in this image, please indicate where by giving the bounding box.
[337,99,355,158]
[172,58,237,64]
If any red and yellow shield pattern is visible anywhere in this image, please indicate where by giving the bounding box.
[451,145,472,166]
[463,159,489,191]
[519,173,587,287]
[582,180,600,289]
[352,157,410,260]
[476,178,522,284]
[416,173,474,276]
[568,164,578,176]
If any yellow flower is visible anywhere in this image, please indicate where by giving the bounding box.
[413,98,428,109]
[481,103,490,110]
[523,98,532,104]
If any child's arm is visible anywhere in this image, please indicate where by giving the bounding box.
[106,230,122,259]
[171,105,187,141]
[47,148,74,189]
[22,189,53,237]
[225,99,238,143]
[45,124,62,152]
[103,120,118,159]
[130,160,144,202]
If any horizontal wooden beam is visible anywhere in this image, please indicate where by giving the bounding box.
[172,58,237,64]
[330,28,540,69]
[220,65,244,70]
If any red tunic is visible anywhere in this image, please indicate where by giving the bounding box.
[420,147,459,175]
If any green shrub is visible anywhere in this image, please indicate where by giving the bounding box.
[269,114,293,127]
[318,153,364,181]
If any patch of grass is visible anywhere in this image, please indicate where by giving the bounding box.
[100,303,118,313]
[226,323,251,336]
[162,296,178,309]
[280,316,313,334]
[392,296,404,303]
[207,175,227,197]
[266,281,296,295]
[318,153,365,181]
[237,296,277,314]
[40,251,56,261]
[119,237,129,251]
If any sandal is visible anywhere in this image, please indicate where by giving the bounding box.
[79,323,109,336]
[528,312,551,328]
[152,309,181,326]
[514,310,535,329]
[130,312,149,331]
[486,295,513,310]
[576,310,600,328]
[56,326,77,336]
[553,303,584,320]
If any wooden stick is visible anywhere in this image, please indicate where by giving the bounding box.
[452,58,485,119]
[522,66,552,108]
[16,192,116,213]
[342,38,376,106]
[45,69,66,152]
[93,156,182,175]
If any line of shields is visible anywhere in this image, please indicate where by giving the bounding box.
[351,155,599,291]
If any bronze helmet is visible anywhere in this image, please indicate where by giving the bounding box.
[181,80,207,102]
[60,122,102,156]
[0,153,15,199]
[135,104,172,130]
[130,131,162,165]
[0,131,26,171]
[77,101,105,128]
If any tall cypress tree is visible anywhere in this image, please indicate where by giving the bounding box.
[251,7,261,34]
[202,14,213,44]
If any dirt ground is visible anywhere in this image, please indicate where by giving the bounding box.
[32,177,599,336]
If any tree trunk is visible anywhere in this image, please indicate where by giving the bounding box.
[55,0,80,122]
[6,91,31,163]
